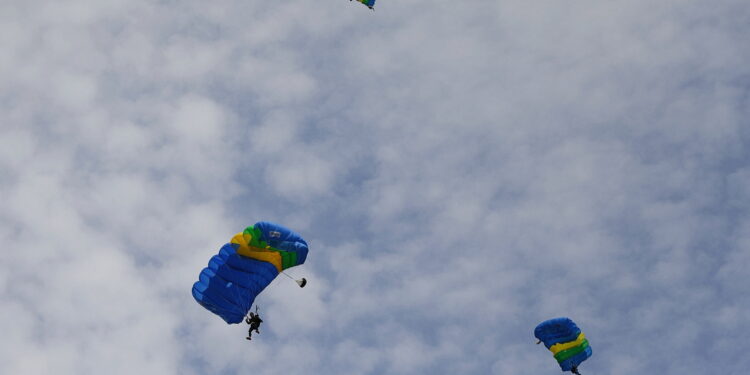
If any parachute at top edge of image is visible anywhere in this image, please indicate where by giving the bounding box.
[352,0,375,10]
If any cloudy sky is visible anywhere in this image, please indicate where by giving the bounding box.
[1,0,749,374]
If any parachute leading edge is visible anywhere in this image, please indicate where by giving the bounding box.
[192,222,309,324]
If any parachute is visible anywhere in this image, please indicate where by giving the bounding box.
[192,222,309,324]
[351,0,375,9]
[534,317,592,373]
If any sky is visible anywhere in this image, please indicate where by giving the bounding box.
[1,0,749,374]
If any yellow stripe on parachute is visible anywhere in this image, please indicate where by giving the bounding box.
[549,332,587,355]
[231,232,283,272]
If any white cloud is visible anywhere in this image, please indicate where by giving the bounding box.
[2,0,749,374]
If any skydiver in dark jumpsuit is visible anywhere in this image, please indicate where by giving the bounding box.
[245,311,263,340]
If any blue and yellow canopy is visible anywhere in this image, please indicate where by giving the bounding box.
[534,317,592,372]
[192,222,308,324]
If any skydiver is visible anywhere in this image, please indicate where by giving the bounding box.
[245,311,263,340]
[571,365,581,375]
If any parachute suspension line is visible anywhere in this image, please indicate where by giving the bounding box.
[280,271,307,288]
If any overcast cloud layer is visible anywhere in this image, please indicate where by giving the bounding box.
[1,1,749,374]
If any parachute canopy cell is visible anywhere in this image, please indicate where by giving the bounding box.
[534,317,592,372]
[192,222,309,324]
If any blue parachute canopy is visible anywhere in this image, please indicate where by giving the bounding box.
[534,317,592,372]
[192,221,308,324]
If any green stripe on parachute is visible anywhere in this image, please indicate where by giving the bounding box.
[280,250,298,270]
[554,340,590,362]
[244,225,299,270]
